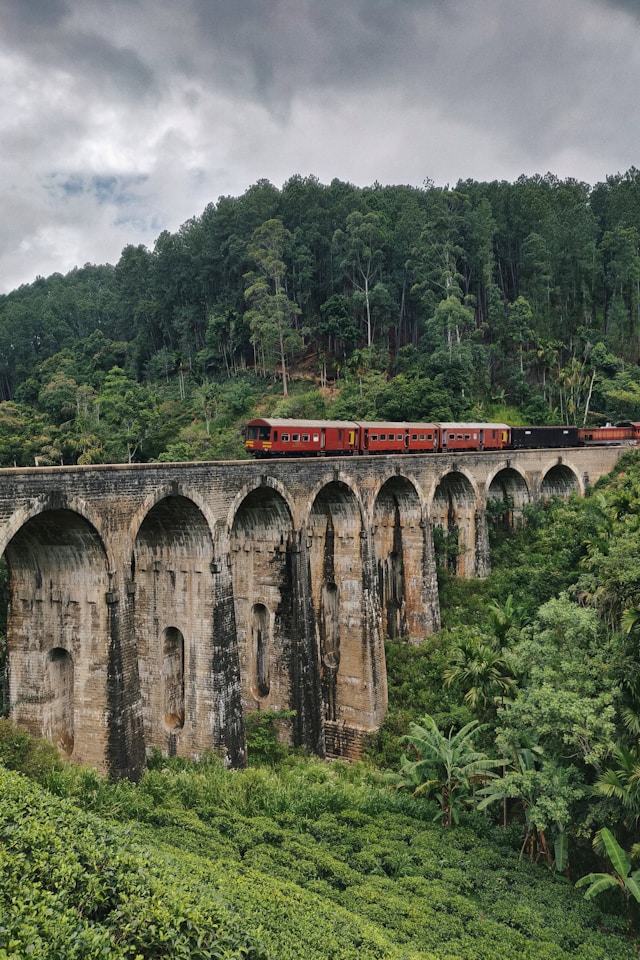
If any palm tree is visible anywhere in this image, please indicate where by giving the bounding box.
[390,714,500,827]
[593,744,640,829]
[486,594,525,648]
[621,606,640,637]
[444,637,517,720]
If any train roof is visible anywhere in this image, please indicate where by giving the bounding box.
[513,424,578,431]
[437,422,510,431]
[247,417,359,429]
[357,421,437,430]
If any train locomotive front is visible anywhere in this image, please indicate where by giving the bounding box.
[245,418,360,456]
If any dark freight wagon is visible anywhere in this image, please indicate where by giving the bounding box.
[510,426,580,449]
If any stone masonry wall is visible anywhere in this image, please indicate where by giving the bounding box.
[0,445,627,778]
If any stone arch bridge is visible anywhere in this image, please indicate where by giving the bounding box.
[0,445,625,779]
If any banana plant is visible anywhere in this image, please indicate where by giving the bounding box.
[388,714,500,828]
[576,828,640,905]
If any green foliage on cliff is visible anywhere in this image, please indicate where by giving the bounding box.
[3,171,640,464]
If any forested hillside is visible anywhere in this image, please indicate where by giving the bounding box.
[2,169,640,465]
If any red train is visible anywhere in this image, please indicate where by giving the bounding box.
[245,419,640,458]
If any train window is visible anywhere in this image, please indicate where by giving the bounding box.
[302,434,309,442]
[313,434,319,442]
[281,434,289,442]
[397,434,403,441]
[273,431,278,441]
[292,434,300,442]
[473,433,478,440]
[457,434,463,440]
[380,434,387,441]
[247,425,258,440]
[371,434,378,441]
[412,433,417,441]
[464,434,470,440]
[427,433,432,440]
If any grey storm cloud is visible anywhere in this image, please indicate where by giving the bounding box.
[1,0,640,293]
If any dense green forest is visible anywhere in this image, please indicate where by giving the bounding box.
[3,169,640,465]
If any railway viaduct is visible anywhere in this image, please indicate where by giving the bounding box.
[0,445,627,779]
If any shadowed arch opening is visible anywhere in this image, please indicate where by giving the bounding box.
[431,472,477,577]
[135,495,213,553]
[488,468,531,529]
[4,509,110,768]
[541,464,580,499]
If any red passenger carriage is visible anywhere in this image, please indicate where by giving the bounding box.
[438,423,510,451]
[358,422,440,453]
[245,418,359,456]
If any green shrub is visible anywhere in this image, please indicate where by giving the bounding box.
[0,717,62,782]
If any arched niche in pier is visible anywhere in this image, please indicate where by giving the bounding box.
[4,509,110,771]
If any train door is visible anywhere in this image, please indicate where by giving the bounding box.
[321,428,326,452]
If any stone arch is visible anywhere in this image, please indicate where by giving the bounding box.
[129,484,218,559]
[4,508,111,771]
[0,494,117,574]
[540,461,582,499]
[133,494,238,761]
[226,476,296,534]
[430,470,480,578]
[487,466,531,529]
[373,475,430,639]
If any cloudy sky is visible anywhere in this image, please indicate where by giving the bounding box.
[1,0,639,293]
